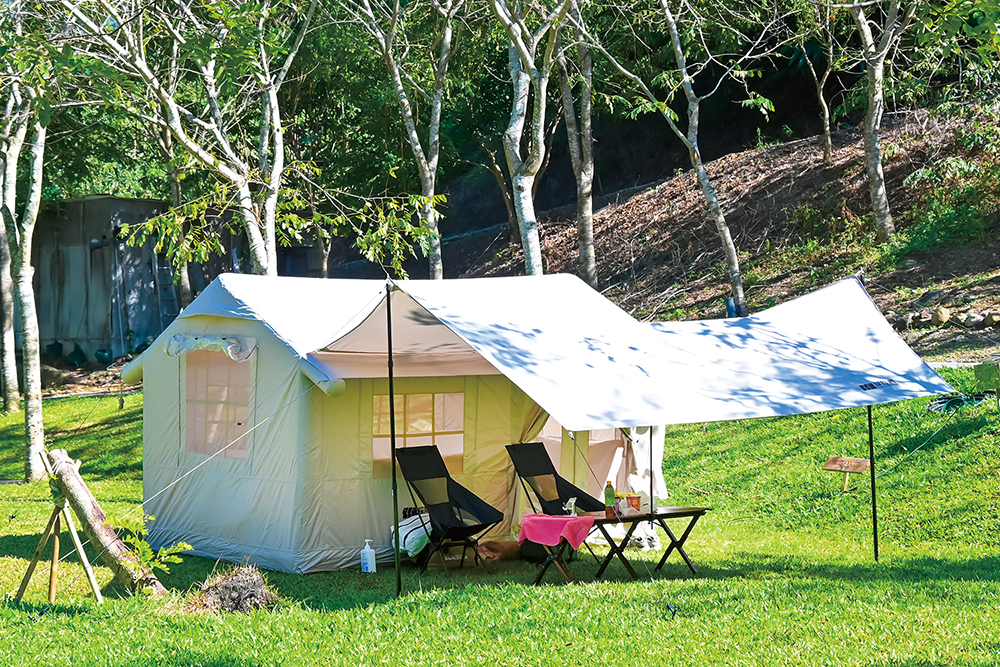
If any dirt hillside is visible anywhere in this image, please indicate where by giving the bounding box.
[448,108,1000,362]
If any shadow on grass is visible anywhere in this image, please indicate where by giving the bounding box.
[0,528,109,564]
[0,396,143,482]
[158,556,524,611]
[0,533,45,560]
[151,546,709,612]
[3,599,96,619]
[722,550,1000,583]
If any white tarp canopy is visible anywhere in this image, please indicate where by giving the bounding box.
[130,273,955,431]
[317,274,953,430]
[644,276,955,423]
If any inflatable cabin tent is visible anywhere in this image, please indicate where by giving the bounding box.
[122,273,677,572]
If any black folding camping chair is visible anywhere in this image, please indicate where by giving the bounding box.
[506,442,604,562]
[396,445,504,573]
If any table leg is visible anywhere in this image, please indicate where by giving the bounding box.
[594,521,641,580]
[654,515,702,574]
[535,540,573,585]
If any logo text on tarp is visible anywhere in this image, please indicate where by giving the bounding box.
[859,379,898,391]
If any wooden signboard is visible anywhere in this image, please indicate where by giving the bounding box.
[823,457,870,474]
[823,456,870,492]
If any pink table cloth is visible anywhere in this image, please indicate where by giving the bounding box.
[518,513,596,550]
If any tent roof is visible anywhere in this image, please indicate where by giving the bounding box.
[644,276,955,423]
[178,274,386,356]
[131,273,953,431]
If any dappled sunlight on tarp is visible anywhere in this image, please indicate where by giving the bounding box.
[402,275,675,431]
[646,277,954,423]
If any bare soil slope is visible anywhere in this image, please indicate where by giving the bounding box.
[453,109,1000,362]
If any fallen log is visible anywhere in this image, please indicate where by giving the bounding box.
[47,449,168,596]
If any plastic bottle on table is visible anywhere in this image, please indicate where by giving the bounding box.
[604,481,615,519]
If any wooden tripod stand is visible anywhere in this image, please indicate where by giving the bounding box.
[14,494,104,604]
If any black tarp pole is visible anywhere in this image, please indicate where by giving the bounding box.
[387,282,402,597]
[868,405,879,562]
[650,427,654,516]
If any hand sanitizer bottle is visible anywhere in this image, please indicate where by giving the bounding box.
[361,539,376,573]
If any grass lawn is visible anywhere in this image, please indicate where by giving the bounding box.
[1,367,998,666]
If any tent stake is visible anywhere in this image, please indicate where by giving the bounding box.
[868,405,879,562]
[387,282,402,598]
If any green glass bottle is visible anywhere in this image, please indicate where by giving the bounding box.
[604,481,615,518]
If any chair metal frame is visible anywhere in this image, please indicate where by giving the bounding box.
[396,445,503,573]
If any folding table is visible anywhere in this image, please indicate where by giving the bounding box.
[518,513,596,585]
[589,506,710,579]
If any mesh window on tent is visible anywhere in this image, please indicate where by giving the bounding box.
[373,393,464,476]
[185,350,250,459]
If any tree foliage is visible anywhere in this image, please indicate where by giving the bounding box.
[0,0,995,286]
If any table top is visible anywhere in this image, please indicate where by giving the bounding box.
[580,506,710,525]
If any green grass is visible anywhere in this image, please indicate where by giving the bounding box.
[1,369,999,666]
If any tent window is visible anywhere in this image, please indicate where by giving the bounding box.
[373,393,464,477]
[185,350,250,459]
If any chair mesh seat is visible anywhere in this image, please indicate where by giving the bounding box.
[506,443,605,515]
[396,445,503,572]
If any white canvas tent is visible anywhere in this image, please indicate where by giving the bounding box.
[123,273,952,573]
[123,273,670,573]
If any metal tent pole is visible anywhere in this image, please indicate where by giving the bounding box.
[868,405,879,562]
[387,283,402,597]
[650,428,654,515]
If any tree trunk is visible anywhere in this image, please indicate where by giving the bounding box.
[357,0,459,280]
[0,230,16,412]
[512,172,543,274]
[167,165,194,308]
[12,121,46,482]
[313,225,330,279]
[861,60,894,241]
[420,194,444,279]
[558,20,597,288]
[801,35,835,166]
[694,155,746,314]
[1,131,25,412]
[661,0,747,314]
[819,82,833,166]
[47,449,168,596]
[500,41,543,274]
[260,85,284,276]
[235,183,272,274]
[492,0,572,276]
[851,0,910,243]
